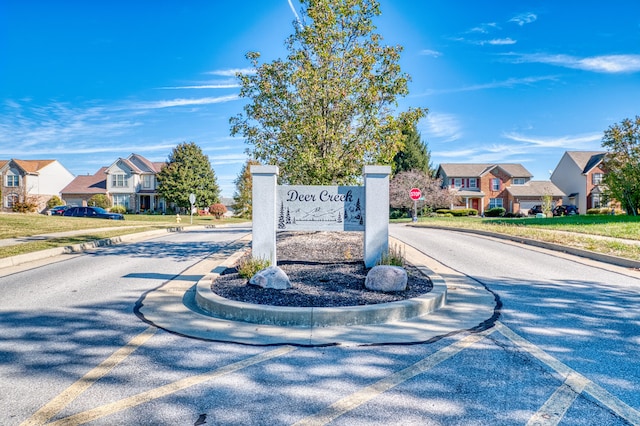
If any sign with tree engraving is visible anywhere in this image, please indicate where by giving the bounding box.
[276,185,364,231]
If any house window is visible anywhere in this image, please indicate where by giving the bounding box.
[6,174,19,187]
[489,198,503,209]
[112,194,130,209]
[592,173,603,185]
[592,194,601,208]
[143,175,152,189]
[454,178,462,188]
[112,174,128,188]
[491,178,501,191]
[5,194,18,208]
[512,178,525,185]
[468,178,477,188]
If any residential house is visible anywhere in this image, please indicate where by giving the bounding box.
[61,154,166,212]
[0,159,75,213]
[550,151,609,214]
[436,163,564,215]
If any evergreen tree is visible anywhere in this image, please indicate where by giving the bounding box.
[232,159,260,219]
[157,142,220,210]
[392,122,433,176]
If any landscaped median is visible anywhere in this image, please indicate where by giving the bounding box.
[405,215,640,265]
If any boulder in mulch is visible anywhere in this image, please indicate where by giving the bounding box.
[249,266,292,290]
[365,265,407,292]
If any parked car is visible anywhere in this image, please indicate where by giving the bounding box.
[553,205,579,216]
[528,205,543,215]
[48,205,70,216]
[63,206,125,220]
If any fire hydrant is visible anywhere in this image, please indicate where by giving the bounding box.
[175,213,181,223]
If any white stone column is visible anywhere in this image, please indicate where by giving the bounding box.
[251,165,279,266]
[363,165,391,267]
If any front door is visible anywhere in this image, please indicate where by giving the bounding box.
[472,199,479,210]
[140,195,150,212]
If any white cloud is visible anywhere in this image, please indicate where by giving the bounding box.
[486,38,516,46]
[417,75,556,96]
[509,13,537,26]
[206,68,255,77]
[502,131,602,148]
[130,95,239,110]
[160,83,240,90]
[423,113,462,142]
[512,53,640,73]
[420,49,442,58]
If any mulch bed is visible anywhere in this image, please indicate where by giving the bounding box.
[211,231,433,308]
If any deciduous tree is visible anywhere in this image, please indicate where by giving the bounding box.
[232,159,260,219]
[389,170,458,213]
[157,142,220,211]
[230,0,426,185]
[602,116,640,216]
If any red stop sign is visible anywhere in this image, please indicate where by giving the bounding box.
[410,188,422,200]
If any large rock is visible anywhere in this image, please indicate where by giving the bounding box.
[365,265,407,292]
[249,266,292,290]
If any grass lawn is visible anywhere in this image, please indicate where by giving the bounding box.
[400,214,640,262]
[0,213,249,259]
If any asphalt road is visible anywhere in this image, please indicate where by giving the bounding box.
[0,224,638,425]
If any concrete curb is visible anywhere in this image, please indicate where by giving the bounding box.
[137,235,497,346]
[409,225,640,270]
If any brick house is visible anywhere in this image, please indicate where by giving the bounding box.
[61,154,166,212]
[436,163,564,215]
[550,151,611,213]
[0,159,75,213]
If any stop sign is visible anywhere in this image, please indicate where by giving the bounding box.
[410,188,422,200]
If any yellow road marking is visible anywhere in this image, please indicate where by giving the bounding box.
[495,321,640,426]
[293,329,496,426]
[20,326,157,426]
[48,345,297,426]
[526,372,588,426]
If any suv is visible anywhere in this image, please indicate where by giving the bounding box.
[528,205,543,215]
[63,206,125,220]
[553,205,579,216]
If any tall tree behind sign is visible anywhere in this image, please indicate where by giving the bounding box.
[230,0,426,186]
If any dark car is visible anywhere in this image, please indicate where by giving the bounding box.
[63,206,125,220]
[528,205,543,215]
[553,204,579,216]
[48,205,70,216]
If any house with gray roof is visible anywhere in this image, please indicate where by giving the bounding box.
[550,151,610,213]
[436,163,565,215]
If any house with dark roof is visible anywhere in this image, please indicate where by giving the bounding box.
[550,151,610,213]
[61,153,166,212]
[0,159,75,213]
[436,163,565,215]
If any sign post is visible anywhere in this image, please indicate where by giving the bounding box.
[410,187,421,222]
[189,193,196,225]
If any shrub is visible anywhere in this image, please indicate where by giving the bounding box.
[12,198,38,213]
[237,255,271,279]
[88,194,112,209]
[209,203,228,219]
[376,243,405,267]
[47,196,63,208]
[485,207,506,217]
[389,209,407,219]
[110,205,127,214]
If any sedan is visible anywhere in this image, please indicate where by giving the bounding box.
[48,205,70,216]
[63,206,125,220]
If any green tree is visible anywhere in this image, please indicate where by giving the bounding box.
[88,194,112,209]
[392,123,433,176]
[230,0,426,185]
[157,142,220,210]
[602,116,640,216]
[47,195,63,208]
[232,159,260,219]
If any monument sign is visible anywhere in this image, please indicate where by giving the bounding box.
[251,165,390,267]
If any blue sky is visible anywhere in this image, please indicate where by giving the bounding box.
[2,1,639,197]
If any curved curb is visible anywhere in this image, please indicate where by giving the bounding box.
[409,224,640,269]
[195,263,447,327]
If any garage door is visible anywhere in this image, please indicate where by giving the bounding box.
[519,201,540,210]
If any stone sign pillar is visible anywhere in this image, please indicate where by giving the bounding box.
[250,165,279,266]
[363,165,391,267]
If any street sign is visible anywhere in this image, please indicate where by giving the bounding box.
[410,188,422,200]
[189,193,196,205]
